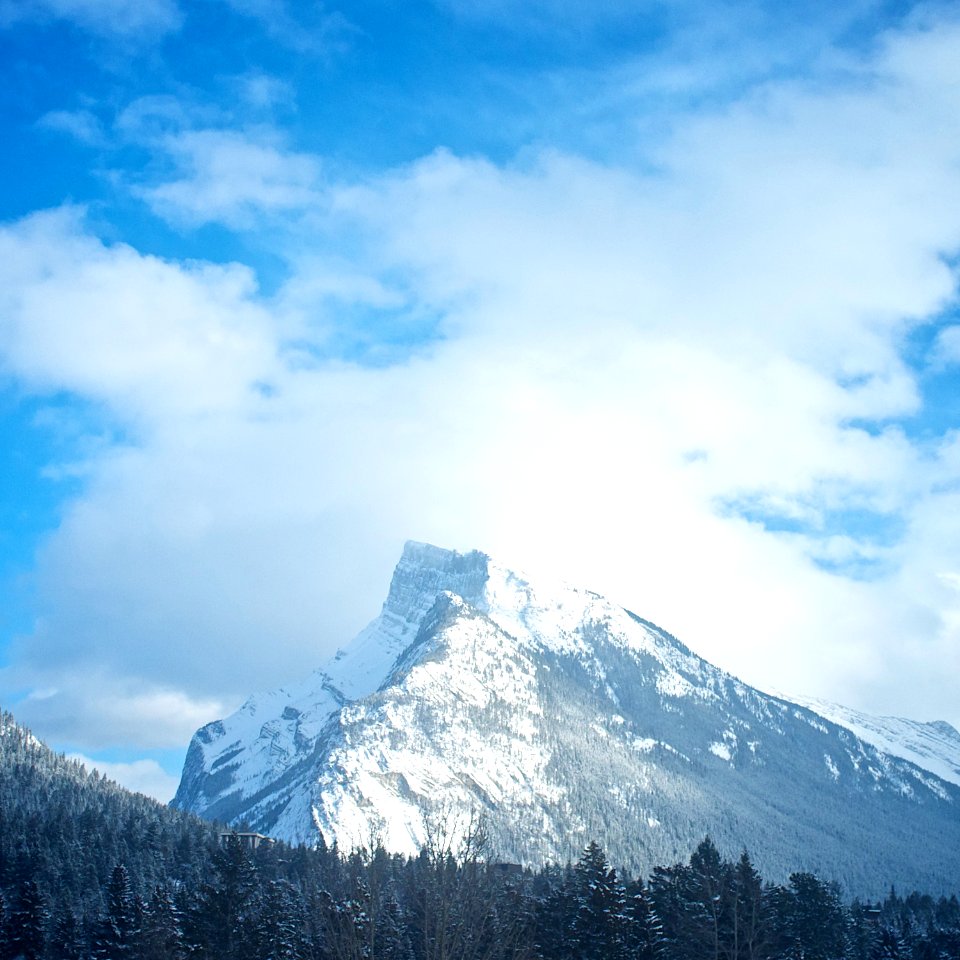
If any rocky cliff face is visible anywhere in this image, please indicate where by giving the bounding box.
[173,542,960,896]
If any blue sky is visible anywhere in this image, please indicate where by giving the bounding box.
[2,0,960,801]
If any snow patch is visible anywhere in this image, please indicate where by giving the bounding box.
[657,671,694,699]
[709,741,732,762]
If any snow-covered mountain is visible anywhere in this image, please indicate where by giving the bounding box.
[173,542,960,895]
[788,695,960,788]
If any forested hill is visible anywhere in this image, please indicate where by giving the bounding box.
[0,708,217,916]
[3,708,960,960]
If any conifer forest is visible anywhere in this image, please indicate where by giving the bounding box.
[3,710,960,960]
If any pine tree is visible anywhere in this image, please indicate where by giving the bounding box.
[571,841,628,960]
[258,879,304,960]
[730,850,771,960]
[871,926,908,960]
[648,861,689,960]
[48,903,83,960]
[534,865,577,960]
[142,885,186,960]
[687,837,732,960]
[623,879,658,960]
[176,885,205,960]
[375,866,415,960]
[200,836,261,960]
[774,872,846,960]
[846,901,880,960]
[7,879,46,960]
[94,864,141,959]
[648,838,735,960]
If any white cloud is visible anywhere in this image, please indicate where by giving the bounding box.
[116,95,222,142]
[0,207,281,425]
[235,73,296,112]
[66,753,182,802]
[4,12,960,754]
[141,129,323,228]
[934,326,960,366]
[38,109,107,146]
[8,673,225,751]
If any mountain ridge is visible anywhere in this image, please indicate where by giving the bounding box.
[788,694,960,787]
[173,541,960,896]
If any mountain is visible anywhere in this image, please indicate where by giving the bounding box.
[173,542,960,896]
[788,695,960,787]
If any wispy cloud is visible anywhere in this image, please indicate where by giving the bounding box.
[140,129,324,228]
[216,0,356,55]
[0,0,182,38]
[933,326,960,367]
[38,109,108,147]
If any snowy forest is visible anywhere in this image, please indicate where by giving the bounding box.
[2,710,960,960]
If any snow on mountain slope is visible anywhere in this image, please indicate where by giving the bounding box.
[172,544,490,819]
[788,695,960,787]
[174,541,960,895]
[173,542,708,821]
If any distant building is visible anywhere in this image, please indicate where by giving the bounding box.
[219,831,275,851]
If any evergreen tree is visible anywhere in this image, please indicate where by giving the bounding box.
[533,865,577,960]
[648,838,734,960]
[773,873,846,960]
[571,841,628,960]
[200,836,261,960]
[94,864,141,960]
[48,904,83,960]
[687,837,733,960]
[871,926,908,959]
[845,901,880,960]
[730,851,772,960]
[142,885,186,960]
[648,861,690,960]
[623,878,658,960]
[258,880,304,960]
[7,879,46,960]
[176,885,205,960]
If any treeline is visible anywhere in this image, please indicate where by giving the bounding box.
[4,828,960,960]
[0,834,960,960]
[3,709,960,960]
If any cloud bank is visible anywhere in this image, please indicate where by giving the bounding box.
[1,7,960,780]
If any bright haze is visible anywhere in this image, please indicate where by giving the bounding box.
[1,0,959,802]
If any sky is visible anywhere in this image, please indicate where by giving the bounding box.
[1,0,960,803]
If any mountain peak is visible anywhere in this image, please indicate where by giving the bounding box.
[384,541,490,631]
[174,542,960,895]
[400,539,488,565]
[927,719,960,741]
